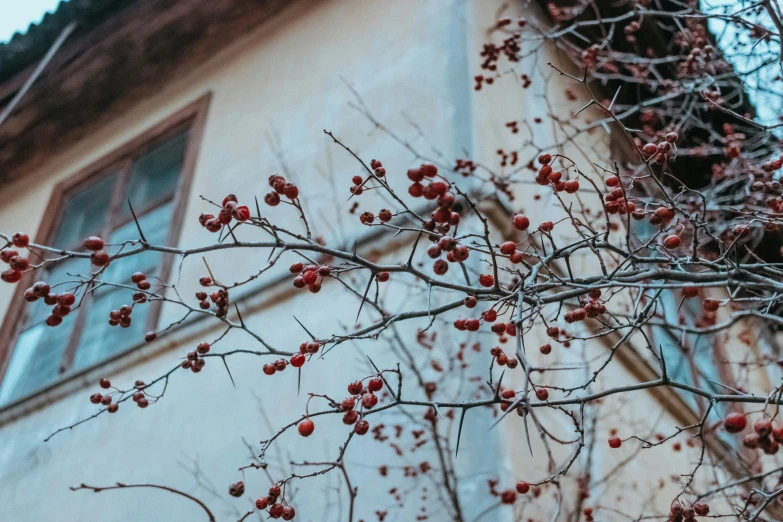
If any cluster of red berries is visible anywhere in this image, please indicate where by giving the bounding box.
[265,175,299,206]
[290,262,332,293]
[350,159,386,196]
[0,232,30,283]
[454,158,477,177]
[624,20,641,42]
[89,378,120,413]
[22,281,76,327]
[281,340,322,372]
[641,132,678,165]
[130,380,150,408]
[426,236,470,275]
[199,194,251,233]
[738,416,783,455]
[407,163,461,226]
[535,153,580,194]
[722,124,743,159]
[196,279,230,318]
[130,271,151,291]
[255,485,296,519]
[602,175,638,216]
[108,304,134,329]
[490,347,518,369]
[668,501,710,521]
[358,208,393,225]
[263,346,308,376]
[567,289,606,323]
[338,378,382,435]
[581,44,600,67]
[80,235,110,267]
[498,240,526,264]
[477,30,522,89]
[181,342,209,373]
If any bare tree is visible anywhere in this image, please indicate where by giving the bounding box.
[3,1,783,520]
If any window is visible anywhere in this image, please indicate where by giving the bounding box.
[0,97,207,406]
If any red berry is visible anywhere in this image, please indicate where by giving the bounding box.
[1,269,22,283]
[420,163,438,177]
[59,293,76,306]
[91,250,110,266]
[479,274,494,287]
[681,286,699,299]
[433,259,448,275]
[343,410,359,425]
[354,419,370,435]
[605,175,619,187]
[83,236,104,251]
[379,209,392,222]
[377,272,390,282]
[754,417,772,437]
[361,393,378,409]
[367,378,383,392]
[264,192,281,206]
[663,235,681,249]
[284,184,299,199]
[0,248,18,263]
[298,418,315,437]
[90,393,102,404]
[348,381,364,395]
[45,315,63,327]
[724,412,747,433]
[12,233,29,248]
[539,221,554,232]
[499,241,516,255]
[642,143,658,156]
[535,389,549,401]
[608,436,622,448]
[516,481,530,494]
[565,180,579,193]
[107,403,119,413]
[539,344,551,355]
[290,353,306,367]
[263,364,276,376]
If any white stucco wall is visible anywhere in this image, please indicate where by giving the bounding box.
[0,1,722,521]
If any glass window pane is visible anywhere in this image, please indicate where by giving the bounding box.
[121,131,187,219]
[52,174,117,249]
[71,288,148,370]
[71,203,174,371]
[0,317,75,405]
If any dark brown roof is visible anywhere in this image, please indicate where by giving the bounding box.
[0,0,132,83]
[0,0,293,184]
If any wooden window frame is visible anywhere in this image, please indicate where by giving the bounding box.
[0,93,211,402]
